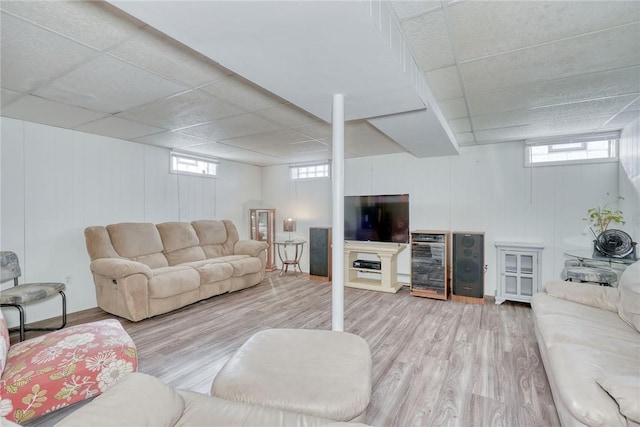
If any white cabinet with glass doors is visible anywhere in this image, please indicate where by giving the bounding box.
[495,242,544,304]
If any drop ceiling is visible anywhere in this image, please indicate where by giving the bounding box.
[1,1,639,167]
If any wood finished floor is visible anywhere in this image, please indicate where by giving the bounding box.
[19,271,560,427]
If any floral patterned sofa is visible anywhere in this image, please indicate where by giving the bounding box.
[0,310,137,424]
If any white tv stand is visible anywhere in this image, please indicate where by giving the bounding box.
[344,241,407,293]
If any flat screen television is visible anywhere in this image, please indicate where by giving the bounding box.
[344,194,409,244]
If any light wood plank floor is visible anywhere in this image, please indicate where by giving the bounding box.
[19,272,560,427]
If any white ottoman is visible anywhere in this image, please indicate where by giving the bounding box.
[211,328,372,422]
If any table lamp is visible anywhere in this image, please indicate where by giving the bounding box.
[283,218,296,242]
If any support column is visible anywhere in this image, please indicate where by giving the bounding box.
[332,94,345,332]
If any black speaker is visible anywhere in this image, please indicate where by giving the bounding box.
[452,233,484,298]
[309,227,332,281]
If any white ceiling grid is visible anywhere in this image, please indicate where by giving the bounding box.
[1,0,639,165]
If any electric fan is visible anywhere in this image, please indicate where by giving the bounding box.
[594,229,637,260]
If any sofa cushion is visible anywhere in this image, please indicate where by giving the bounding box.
[227,257,263,277]
[545,280,619,312]
[84,226,121,261]
[178,390,343,427]
[196,263,233,285]
[546,343,632,427]
[532,293,639,427]
[2,320,137,424]
[597,374,640,423]
[157,222,206,266]
[212,329,372,422]
[149,266,200,298]
[532,293,639,352]
[191,220,227,245]
[617,260,640,333]
[192,220,236,258]
[54,373,184,427]
[107,223,168,268]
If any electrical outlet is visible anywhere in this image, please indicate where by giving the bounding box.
[65,275,72,286]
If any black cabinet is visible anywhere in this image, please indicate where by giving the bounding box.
[309,227,331,281]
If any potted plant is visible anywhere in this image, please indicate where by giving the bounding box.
[583,194,625,235]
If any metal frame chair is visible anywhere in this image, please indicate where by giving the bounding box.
[0,251,66,341]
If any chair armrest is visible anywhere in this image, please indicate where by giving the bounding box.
[545,280,619,312]
[234,240,268,257]
[90,258,153,280]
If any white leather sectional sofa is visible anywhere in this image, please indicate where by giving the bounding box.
[53,372,371,427]
[531,260,640,427]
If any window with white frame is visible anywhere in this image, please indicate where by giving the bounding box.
[290,162,330,180]
[525,132,619,167]
[170,151,218,177]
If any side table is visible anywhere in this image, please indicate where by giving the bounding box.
[275,239,306,275]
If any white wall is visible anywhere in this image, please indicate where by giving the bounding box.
[2,115,637,325]
[619,115,640,241]
[0,117,261,326]
[263,138,630,297]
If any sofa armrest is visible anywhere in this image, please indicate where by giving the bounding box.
[90,258,153,280]
[234,240,268,257]
[545,280,619,312]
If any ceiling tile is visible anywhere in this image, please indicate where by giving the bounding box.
[472,94,639,131]
[201,75,286,112]
[1,1,144,51]
[425,66,463,100]
[1,95,108,128]
[75,116,164,140]
[468,67,640,116]
[454,132,475,146]
[293,122,333,140]
[260,140,329,156]
[185,142,285,166]
[474,115,611,144]
[34,55,189,114]
[256,103,321,128]
[602,110,640,129]
[438,97,468,119]
[462,24,640,95]
[392,2,441,20]
[133,131,212,148]
[621,96,640,113]
[220,129,313,150]
[108,27,233,87]
[0,12,97,93]
[1,88,22,107]
[177,113,283,141]
[117,90,243,130]
[401,10,455,71]
[449,1,640,62]
[284,151,332,165]
[448,117,471,133]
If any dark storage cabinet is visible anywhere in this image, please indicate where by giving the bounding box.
[309,227,331,281]
[410,231,449,300]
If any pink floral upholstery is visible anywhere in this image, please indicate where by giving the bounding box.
[0,312,137,424]
[0,314,9,373]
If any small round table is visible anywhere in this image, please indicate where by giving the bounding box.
[275,238,306,276]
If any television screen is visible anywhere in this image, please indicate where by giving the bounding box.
[344,194,409,243]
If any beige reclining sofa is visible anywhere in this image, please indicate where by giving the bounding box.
[85,220,268,322]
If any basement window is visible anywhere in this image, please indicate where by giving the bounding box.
[290,162,330,180]
[525,132,619,167]
[170,151,218,177]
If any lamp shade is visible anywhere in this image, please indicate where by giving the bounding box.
[283,218,296,232]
